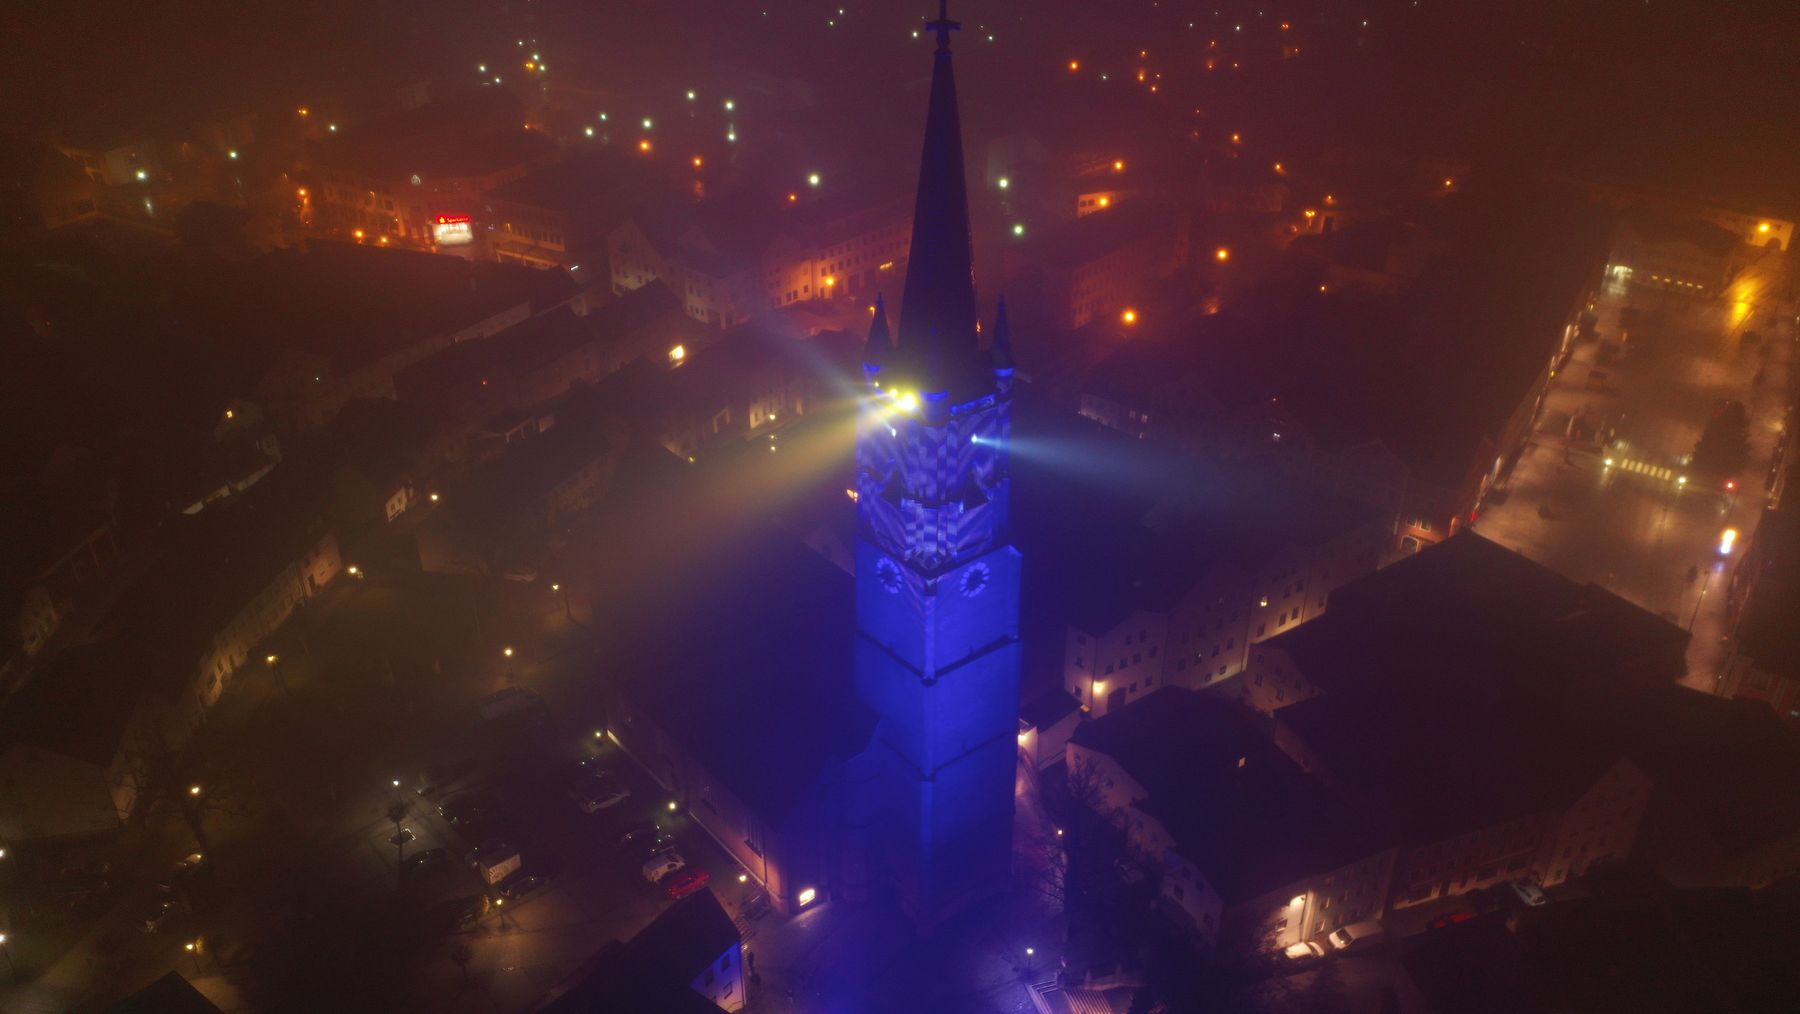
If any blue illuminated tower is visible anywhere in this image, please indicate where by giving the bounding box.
[854,1,1021,929]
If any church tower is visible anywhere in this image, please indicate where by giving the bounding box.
[854,2,1021,930]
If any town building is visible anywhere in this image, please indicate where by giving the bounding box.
[1,496,120,668]
[311,89,556,252]
[1577,179,1794,253]
[0,471,342,842]
[1009,200,1188,332]
[1068,687,1396,953]
[1078,192,1605,550]
[1607,209,1741,296]
[0,641,161,842]
[193,241,579,434]
[538,888,746,1012]
[1058,470,1392,719]
[1721,500,1800,723]
[1234,534,1800,904]
[394,285,704,426]
[1395,883,1800,1014]
[609,188,911,329]
[480,150,672,272]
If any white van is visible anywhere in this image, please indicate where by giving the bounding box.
[1327,920,1385,952]
[642,851,687,883]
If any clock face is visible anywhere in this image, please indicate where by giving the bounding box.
[875,557,904,595]
[959,562,992,598]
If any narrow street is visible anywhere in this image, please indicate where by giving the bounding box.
[1475,276,1794,690]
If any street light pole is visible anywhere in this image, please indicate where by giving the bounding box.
[265,653,290,697]
[1687,567,1715,631]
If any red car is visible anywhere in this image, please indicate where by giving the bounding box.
[663,865,711,899]
[1428,911,1476,931]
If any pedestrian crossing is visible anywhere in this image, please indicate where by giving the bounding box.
[1605,457,1678,482]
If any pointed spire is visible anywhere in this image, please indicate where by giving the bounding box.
[894,0,982,398]
[989,297,1014,373]
[865,293,892,373]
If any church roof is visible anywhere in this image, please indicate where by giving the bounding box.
[610,520,875,824]
[891,3,989,401]
[536,892,738,1014]
[1072,688,1390,903]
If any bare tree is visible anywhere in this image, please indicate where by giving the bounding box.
[450,941,473,990]
[387,801,410,888]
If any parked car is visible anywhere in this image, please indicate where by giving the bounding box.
[416,757,478,799]
[662,865,711,899]
[405,848,449,874]
[42,876,111,910]
[141,898,176,933]
[429,893,489,932]
[558,757,608,784]
[615,822,660,850]
[58,858,114,880]
[569,777,630,814]
[439,792,499,828]
[1428,911,1477,931]
[1507,880,1548,908]
[494,870,552,901]
[1283,941,1326,961]
[631,831,678,861]
[1327,920,1385,952]
[478,686,544,721]
[642,852,687,884]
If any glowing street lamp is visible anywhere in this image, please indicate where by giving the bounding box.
[189,784,203,797]
[502,646,515,659]
[996,176,1010,189]
[808,172,822,188]
[1215,247,1231,262]
[1012,223,1025,237]
[1121,308,1138,325]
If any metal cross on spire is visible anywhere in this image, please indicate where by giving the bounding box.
[925,0,960,52]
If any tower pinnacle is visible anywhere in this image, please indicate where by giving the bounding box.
[925,0,960,52]
[894,0,982,401]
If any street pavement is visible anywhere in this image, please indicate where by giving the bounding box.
[1473,279,1794,690]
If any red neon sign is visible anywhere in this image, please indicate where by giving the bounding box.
[435,214,471,225]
